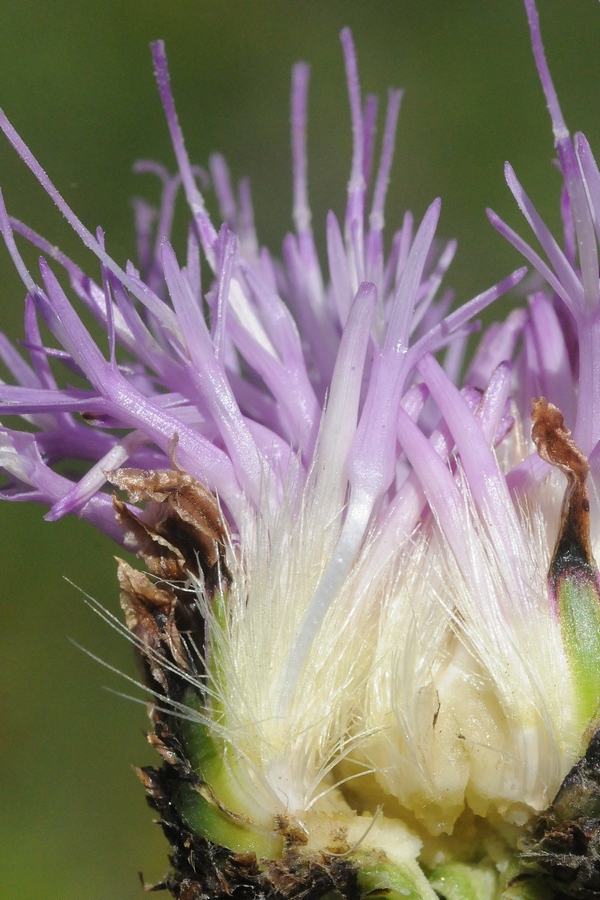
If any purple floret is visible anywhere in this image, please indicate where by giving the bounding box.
[0,2,595,574]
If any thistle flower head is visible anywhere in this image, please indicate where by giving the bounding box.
[3,2,600,897]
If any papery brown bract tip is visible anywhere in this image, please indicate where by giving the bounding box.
[531,398,594,571]
[110,468,230,586]
[117,559,195,692]
[531,398,589,482]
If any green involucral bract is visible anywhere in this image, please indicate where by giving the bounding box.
[554,567,600,733]
[177,709,284,859]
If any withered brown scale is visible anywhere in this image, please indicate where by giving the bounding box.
[531,398,595,575]
[110,467,230,586]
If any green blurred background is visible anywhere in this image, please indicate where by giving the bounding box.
[1,0,599,896]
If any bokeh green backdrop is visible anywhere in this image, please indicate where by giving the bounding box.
[1,1,599,897]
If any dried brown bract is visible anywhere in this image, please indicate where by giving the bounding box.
[531,399,590,483]
[110,468,229,585]
[531,398,594,572]
[117,561,191,689]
